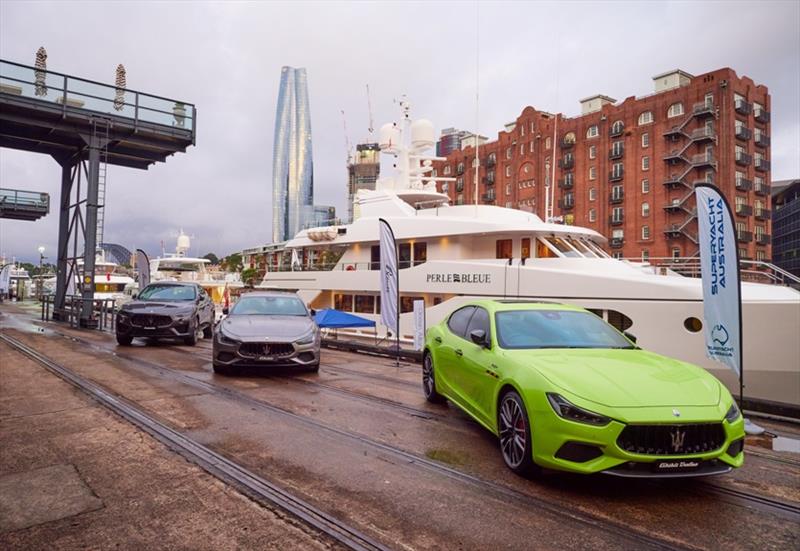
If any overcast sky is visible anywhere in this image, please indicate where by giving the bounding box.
[1,0,798,264]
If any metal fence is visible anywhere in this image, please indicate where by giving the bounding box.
[41,294,117,331]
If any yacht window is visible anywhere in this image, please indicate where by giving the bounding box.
[355,295,375,314]
[581,238,611,258]
[370,245,380,270]
[521,238,531,259]
[401,296,424,313]
[565,237,595,257]
[536,238,560,258]
[399,243,412,269]
[496,239,513,259]
[549,237,582,258]
[413,242,427,265]
[334,293,353,312]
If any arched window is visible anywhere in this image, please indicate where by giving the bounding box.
[586,125,599,138]
[667,102,684,118]
[610,120,624,135]
[638,111,654,125]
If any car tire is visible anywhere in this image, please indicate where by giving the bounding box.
[203,322,213,339]
[422,352,446,404]
[498,390,539,477]
[116,334,133,346]
[184,318,200,346]
[307,362,320,373]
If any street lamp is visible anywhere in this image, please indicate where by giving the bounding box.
[37,246,46,301]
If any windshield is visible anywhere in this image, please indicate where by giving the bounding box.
[495,310,635,350]
[230,296,308,316]
[138,284,196,301]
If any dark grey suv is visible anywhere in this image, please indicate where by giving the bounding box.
[213,291,320,374]
[116,282,215,346]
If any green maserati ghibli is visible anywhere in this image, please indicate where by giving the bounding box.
[422,300,745,477]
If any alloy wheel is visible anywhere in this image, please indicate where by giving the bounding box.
[499,395,527,468]
[422,354,435,397]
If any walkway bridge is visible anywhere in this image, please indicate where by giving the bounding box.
[0,59,196,326]
[0,187,50,221]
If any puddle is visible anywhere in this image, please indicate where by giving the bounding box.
[748,433,800,454]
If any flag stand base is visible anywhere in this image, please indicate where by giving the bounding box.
[744,418,765,435]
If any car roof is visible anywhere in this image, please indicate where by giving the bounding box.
[239,291,301,298]
[145,281,198,287]
[465,299,588,313]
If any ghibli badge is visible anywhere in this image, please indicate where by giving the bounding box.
[672,408,681,417]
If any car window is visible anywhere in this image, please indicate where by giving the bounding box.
[138,284,196,301]
[465,307,490,340]
[230,296,308,316]
[495,310,635,350]
[447,306,475,338]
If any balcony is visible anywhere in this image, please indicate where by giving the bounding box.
[663,149,685,162]
[755,158,770,172]
[609,124,624,138]
[482,192,496,203]
[755,133,770,148]
[756,233,771,245]
[664,201,684,213]
[735,178,752,192]
[737,229,753,243]
[692,102,714,117]
[559,157,575,169]
[609,215,624,226]
[691,153,715,167]
[558,198,575,210]
[690,127,716,141]
[560,138,575,149]
[735,204,753,217]
[610,237,624,248]
[558,178,574,189]
[735,152,752,166]
[735,126,752,141]
[692,178,714,187]
[663,174,688,188]
[754,107,770,123]
[609,190,624,204]
[734,99,752,115]
[755,207,771,220]
[609,146,624,160]
[0,188,50,221]
[754,181,770,196]
[609,169,624,182]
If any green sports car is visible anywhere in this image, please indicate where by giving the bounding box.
[422,300,745,477]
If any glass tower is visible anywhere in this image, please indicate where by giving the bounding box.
[272,66,314,243]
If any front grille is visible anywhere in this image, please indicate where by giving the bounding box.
[239,342,294,357]
[617,423,725,456]
[130,314,172,327]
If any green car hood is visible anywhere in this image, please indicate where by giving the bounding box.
[507,349,721,408]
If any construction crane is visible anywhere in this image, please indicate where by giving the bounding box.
[366,84,374,139]
[340,109,352,163]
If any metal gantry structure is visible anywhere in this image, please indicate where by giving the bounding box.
[0,59,196,326]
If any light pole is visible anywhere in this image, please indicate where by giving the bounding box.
[37,246,46,301]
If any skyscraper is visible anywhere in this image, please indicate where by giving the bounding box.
[346,142,380,222]
[272,66,314,243]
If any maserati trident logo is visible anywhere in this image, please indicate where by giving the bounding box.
[670,429,686,452]
[672,408,681,418]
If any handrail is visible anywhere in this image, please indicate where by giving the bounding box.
[625,257,800,286]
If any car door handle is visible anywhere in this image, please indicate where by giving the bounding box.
[434,337,442,344]
[455,349,463,357]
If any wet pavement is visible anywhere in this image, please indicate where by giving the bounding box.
[1,302,798,550]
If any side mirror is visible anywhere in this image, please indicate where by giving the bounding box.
[310,308,317,316]
[623,331,637,344]
[470,329,489,347]
[222,307,229,316]
[131,292,138,299]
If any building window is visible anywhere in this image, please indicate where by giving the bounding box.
[586,125,599,138]
[589,208,596,222]
[506,201,513,208]
[672,247,681,259]
[589,145,596,159]
[563,132,576,145]
[756,250,766,262]
[641,249,650,261]
[612,162,623,179]
[505,165,511,177]
[506,147,512,160]
[589,187,596,201]
[443,165,451,175]
[456,177,464,192]
[520,143,524,155]
[642,156,650,171]
[529,141,535,152]
[520,124,525,137]
[611,120,624,135]
[667,102,684,118]
[612,206,624,222]
[638,111,654,125]
[456,193,464,205]
[441,183,449,193]
[612,229,624,240]
[506,183,511,196]
[589,166,596,180]
[642,202,650,217]
[545,137,551,150]
[642,179,650,193]
[457,162,464,174]
[642,225,650,240]
[704,93,714,107]
[641,133,649,148]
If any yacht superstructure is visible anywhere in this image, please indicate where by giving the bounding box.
[259,102,800,407]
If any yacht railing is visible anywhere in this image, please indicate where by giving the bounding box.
[626,256,800,286]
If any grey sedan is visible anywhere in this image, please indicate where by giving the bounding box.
[212,292,320,374]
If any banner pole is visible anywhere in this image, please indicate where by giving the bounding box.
[395,240,400,369]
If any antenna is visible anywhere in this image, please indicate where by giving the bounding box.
[341,109,352,163]
[366,84,374,139]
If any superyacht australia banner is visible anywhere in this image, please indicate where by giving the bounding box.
[378,219,399,335]
[135,249,151,290]
[695,184,742,377]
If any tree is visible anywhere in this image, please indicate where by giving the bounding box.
[241,267,259,287]
[203,252,220,265]
[222,253,243,272]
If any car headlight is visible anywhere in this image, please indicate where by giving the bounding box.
[295,330,317,345]
[547,393,611,426]
[725,402,741,423]
[217,331,238,345]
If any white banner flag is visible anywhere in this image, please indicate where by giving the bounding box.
[135,249,151,290]
[379,218,399,335]
[695,184,742,377]
[0,264,11,295]
[413,299,425,351]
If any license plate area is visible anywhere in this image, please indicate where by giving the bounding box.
[258,356,274,362]
[653,460,701,473]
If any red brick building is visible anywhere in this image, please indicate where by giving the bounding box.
[432,68,772,261]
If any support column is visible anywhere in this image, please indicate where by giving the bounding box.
[53,162,73,320]
[80,140,100,326]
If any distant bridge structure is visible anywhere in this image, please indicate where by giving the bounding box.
[0,59,196,326]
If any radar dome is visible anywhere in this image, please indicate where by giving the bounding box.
[176,232,191,255]
[410,119,435,150]
[379,123,401,153]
